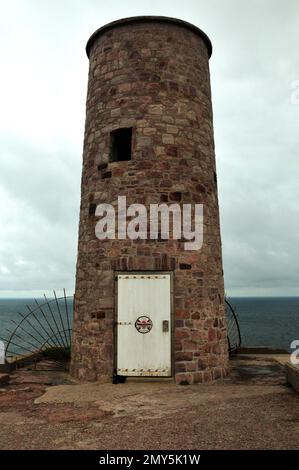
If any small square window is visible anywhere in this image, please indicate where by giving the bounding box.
[110,128,132,162]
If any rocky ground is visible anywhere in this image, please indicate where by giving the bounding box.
[0,355,298,450]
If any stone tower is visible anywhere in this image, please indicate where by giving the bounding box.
[71,16,229,384]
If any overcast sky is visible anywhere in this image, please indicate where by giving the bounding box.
[0,0,298,298]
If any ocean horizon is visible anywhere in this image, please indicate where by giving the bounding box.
[0,296,298,353]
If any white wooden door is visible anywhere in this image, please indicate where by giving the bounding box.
[116,273,172,377]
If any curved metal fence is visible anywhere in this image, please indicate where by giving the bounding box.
[225,298,241,354]
[1,290,73,369]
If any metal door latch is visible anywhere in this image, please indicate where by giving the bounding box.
[162,320,169,332]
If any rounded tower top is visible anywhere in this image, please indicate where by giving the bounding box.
[86,15,213,59]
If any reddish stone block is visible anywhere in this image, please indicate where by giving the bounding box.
[197,359,207,370]
[175,310,190,319]
[191,312,201,319]
[175,362,187,373]
[193,371,204,383]
[183,340,199,352]
[175,351,193,361]
[190,329,203,341]
[208,328,217,342]
[185,361,197,372]
[203,370,213,382]
[175,328,190,340]
[174,340,183,352]
[165,145,178,157]
[175,373,194,385]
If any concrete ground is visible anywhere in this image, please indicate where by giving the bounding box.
[0,355,299,450]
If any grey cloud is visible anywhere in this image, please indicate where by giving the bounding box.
[0,0,298,296]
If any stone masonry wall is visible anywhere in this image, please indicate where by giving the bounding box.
[71,18,229,384]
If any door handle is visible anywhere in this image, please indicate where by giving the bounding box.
[162,320,169,332]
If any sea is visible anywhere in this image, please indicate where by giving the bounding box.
[227,297,299,352]
[0,297,298,353]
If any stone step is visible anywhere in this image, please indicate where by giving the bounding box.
[286,363,299,393]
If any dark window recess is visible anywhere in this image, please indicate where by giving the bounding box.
[110,128,132,162]
[91,311,105,320]
[102,171,112,179]
[89,203,97,215]
[98,163,108,171]
[179,263,192,270]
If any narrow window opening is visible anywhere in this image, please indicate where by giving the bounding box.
[110,128,132,162]
[89,203,96,215]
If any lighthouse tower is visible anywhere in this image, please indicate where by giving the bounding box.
[71,16,229,384]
